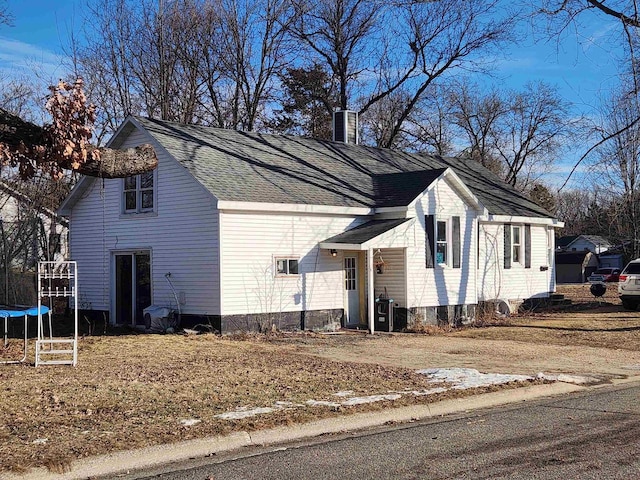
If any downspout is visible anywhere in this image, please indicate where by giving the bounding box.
[368,247,374,334]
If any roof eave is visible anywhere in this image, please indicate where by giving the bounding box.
[481,214,564,227]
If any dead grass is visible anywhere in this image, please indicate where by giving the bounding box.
[450,284,640,350]
[2,285,638,474]
[0,333,533,473]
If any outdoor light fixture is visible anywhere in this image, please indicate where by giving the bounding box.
[330,249,338,257]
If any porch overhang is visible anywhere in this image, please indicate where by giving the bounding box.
[319,218,414,251]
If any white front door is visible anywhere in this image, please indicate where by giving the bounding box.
[345,256,359,324]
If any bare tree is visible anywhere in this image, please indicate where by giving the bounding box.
[375,0,514,149]
[289,0,514,148]
[447,81,574,190]
[74,0,294,135]
[0,75,38,121]
[403,85,457,156]
[450,82,506,175]
[494,82,573,189]
[0,0,11,26]
[213,0,296,130]
[595,91,640,256]
[536,1,640,189]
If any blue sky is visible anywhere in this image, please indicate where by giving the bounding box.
[0,0,623,187]
[0,0,82,83]
[0,1,620,105]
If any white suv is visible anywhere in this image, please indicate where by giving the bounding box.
[618,259,640,310]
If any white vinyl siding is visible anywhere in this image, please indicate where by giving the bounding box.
[478,222,551,301]
[67,126,221,317]
[220,212,361,316]
[373,248,406,307]
[406,177,477,308]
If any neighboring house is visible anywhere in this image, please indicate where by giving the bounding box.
[0,180,69,268]
[555,251,598,284]
[0,179,69,305]
[59,115,563,333]
[557,235,612,254]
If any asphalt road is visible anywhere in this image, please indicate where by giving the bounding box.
[127,382,640,480]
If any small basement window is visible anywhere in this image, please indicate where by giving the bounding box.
[275,257,299,276]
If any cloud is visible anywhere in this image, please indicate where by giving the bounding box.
[0,36,69,81]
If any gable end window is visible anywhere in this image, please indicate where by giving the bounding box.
[124,171,154,213]
[275,257,299,276]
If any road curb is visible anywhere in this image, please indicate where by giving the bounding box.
[1,382,587,480]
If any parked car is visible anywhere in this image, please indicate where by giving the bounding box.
[587,268,620,283]
[618,259,640,310]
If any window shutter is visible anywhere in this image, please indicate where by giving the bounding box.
[504,224,512,270]
[425,215,435,269]
[525,224,531,269]
[452,216,461,268]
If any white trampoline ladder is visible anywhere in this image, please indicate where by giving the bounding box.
[35,261,78,367]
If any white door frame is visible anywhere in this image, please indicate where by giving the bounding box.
[111,249,152,326]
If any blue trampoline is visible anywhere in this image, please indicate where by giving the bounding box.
[1,306,51,364]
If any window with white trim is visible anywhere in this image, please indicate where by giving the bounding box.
[436,220,448,264]
[123,171,154,213]
[512,225,522,264]
[275,257,299,276]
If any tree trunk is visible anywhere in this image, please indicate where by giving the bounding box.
[80,144,158,178]
[0,109,45,147]
[1,108,158,179]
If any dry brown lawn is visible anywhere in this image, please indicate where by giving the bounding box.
[1,284,639,475]
[0,333,526,474]
[456,284,640,351]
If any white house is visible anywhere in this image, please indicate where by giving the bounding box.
[0,180,69,268]
[558,235,611,254]
[0,179,69,305]
[59,115,563,333]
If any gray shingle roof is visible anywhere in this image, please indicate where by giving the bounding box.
[135,117,553,218]
[322,218,411,245]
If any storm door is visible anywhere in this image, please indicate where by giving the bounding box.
[344,256,360,325]
[114,252,151,325]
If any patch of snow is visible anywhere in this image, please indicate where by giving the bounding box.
[32,438,48,445]
[306,400,342,408]
[215,406,276,420]
[417,368,533,389]
[180,418,201,427]
[333,390,355,397]
[623,364,640,370]
[214,367,559,421]
[341,394,402,406]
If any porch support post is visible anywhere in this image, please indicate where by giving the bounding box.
[368,247,375,334]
